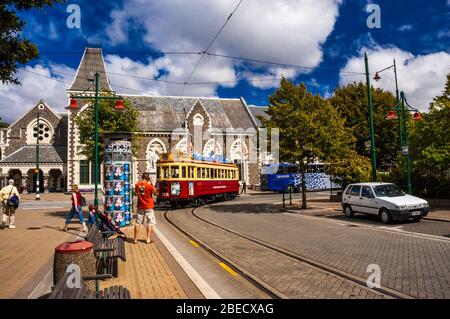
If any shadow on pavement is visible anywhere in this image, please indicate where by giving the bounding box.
[204,202,280,214]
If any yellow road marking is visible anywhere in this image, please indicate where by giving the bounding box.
[189,240,200,247]
[219,262,238,276]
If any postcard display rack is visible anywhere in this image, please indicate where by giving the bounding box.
[103,132,133,227]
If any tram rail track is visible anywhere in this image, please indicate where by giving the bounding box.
[164,206,416,299]
[163,208,287,299]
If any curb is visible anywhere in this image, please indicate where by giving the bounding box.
[423,216,450,223]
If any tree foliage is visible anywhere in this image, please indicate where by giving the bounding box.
[408,73,450,197]
[259,78,360,208]
[330,82,400,170]
[73,98,139,163]
[0,1,61,84]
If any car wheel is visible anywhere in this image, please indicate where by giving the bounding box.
[379,208,392,224]
[344,205,354,218]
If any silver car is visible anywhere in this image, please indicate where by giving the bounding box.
[341,182,429,224]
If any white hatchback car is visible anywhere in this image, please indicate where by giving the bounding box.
[341,182,429,224]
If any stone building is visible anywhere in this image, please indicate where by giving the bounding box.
[65,47,261,191]
[0,47,264,192]
[0,100,67,192]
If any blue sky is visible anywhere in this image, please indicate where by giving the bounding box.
[1,0,449,122]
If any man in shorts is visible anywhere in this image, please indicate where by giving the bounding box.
[134,172,156,244]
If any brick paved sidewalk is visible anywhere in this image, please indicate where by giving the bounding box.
[100,226,201,299]
[0,208,76,298]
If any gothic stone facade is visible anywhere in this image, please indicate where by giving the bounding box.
[0,47,264,192]
[0,100,67,192]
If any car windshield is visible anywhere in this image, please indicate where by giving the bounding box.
[373,184,405,197]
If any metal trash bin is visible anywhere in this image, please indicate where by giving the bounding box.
[53,240,96,291]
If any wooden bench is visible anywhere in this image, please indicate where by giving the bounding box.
[85,225,126,278]
[48,272,131,299]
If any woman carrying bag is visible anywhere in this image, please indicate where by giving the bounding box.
[63,184,87,232]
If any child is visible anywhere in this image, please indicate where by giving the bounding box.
[87,205,96,225]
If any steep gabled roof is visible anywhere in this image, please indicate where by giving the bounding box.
[126,96,257,132]
[248,106,269,126]
[68,47,112,93]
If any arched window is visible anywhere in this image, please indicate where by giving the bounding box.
[175,138,192,154]
[26,118,53,144]
[146,139,166,172]
[203,139,222,157]
[230,139,248,161]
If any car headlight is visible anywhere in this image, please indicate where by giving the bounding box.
[422,202,429,208]
[395,205,408,211]
[171,182,181,196]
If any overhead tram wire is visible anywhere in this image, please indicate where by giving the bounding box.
[181,0,245,96]
[205,52,367,75]
[38,51,203,56]
[19,66,364,96]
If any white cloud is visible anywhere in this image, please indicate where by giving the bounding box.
[339,46,450,112]
[106,0,342,93]
[398,24,413,32]
[0,65,75,123]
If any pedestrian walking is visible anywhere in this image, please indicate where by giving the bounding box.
[0,179,20,229]
[240,180,247,194]
[63,184,86,232]
[134,172,156,244]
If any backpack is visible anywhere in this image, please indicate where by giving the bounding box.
[80,195,87,207]
[6,187,19,207]
[7,195,19,207]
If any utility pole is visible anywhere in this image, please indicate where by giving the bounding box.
[35,111,40,200]
[364,52,377,181]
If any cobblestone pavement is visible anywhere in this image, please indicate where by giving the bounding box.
[167,209,386,299]
[196,197,450,299]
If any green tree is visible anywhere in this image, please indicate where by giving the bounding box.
[330,82,400,170]
[259,78,359,209]
[0,117,9,129]
[409,73,450,197]
[1,0,62,84]
[73,98,139,163]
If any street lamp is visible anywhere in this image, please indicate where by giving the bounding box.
[385,91,422,194]
[35,111,40,200]
[66,72,124,223]
[373,59,403,150]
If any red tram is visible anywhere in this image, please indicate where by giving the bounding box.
[156,153,239,207]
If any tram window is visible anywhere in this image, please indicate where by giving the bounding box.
[171,166,180,178]
[157,167,161,180]
[182,166,186,178]
[197,167,201,179]
[188,166,194,178]
[214,169,218,179]
[162,167,170,179]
